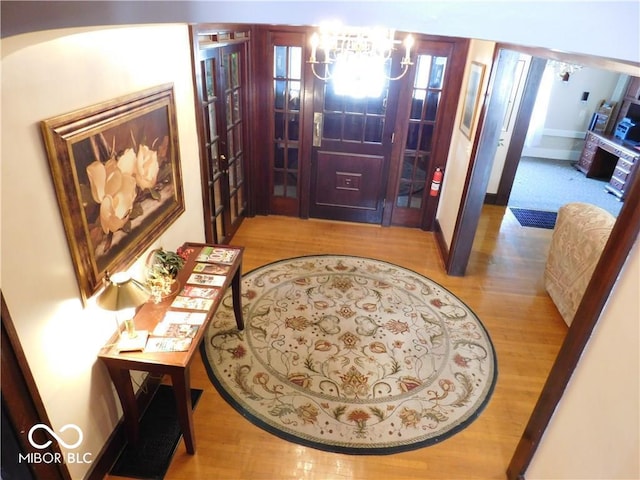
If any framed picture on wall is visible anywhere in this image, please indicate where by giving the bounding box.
[41,84,185,304]
[460,62,486,139]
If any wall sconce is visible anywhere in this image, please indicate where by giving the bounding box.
[96,271,150,349]
[548,60,583,82]
[308,24,414,97]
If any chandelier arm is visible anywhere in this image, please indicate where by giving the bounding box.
[310,62,333,81]
[386,63,411,81]
[308,26,414,85]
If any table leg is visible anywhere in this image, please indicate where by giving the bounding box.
[107,365,139,448]
[170,367,196,454]
[231,265,244,330]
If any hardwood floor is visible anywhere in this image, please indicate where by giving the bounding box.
[107,205,568,480]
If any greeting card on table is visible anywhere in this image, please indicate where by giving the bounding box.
[179,285,220,299]
[196,246,239,265]
[193,263,230,275]
[171,296,214,311]
[162,311,207,325]
[187,273,226,287]
[152,322,199,338]
[145,337,192,352]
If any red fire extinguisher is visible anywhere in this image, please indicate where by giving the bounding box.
[430,167,443,197]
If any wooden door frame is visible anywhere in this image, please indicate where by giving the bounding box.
[384,36,469,230]
[446,48,521,276]
[189,24,254,244]
[1,292,72,480]
[445,44,640,478]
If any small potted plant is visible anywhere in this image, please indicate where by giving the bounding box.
[145,248,185,303]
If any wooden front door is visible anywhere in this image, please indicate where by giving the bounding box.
[309,59,402,224]
[258,26,467,229]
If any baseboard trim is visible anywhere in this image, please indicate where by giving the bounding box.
[484,193,498,205]
[433,219,449,271]
[84,374,163,480]
[521,147,581,161]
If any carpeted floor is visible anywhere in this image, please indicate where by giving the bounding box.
[509,157,623,217]
[201,255,497,455]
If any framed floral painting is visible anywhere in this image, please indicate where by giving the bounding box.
[41,84,185,304]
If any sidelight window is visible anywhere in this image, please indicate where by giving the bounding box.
[273,45,302,199]
[396,55,447,209]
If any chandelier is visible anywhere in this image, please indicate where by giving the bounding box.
[548,60,583,82]
[308,24,414,97]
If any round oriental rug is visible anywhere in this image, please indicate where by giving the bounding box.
[201,255,497,454]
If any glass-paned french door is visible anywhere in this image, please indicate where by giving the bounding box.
[199,52,225,242]
[195,41,248,243]
[222,48,247,231]
[395,55,447,212]
[390,42,453,228]
[273,45,301,199]
[270,32,305,216]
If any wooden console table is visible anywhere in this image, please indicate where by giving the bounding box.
[576,131,640,200]
[98,242,244,454]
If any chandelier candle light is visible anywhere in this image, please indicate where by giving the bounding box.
[548,60,583,82]
[308,24,414,97]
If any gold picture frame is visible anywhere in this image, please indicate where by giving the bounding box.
[41,84,185,304]
[460,61,486,140]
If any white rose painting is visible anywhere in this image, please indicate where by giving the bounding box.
[41,84,185,303]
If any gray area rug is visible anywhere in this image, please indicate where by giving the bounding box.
[509,157,622,217]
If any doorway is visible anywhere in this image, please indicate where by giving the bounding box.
[308,56,400,224]
[265,27,468,229]
[444,45,640,478]
[494,53,628,218]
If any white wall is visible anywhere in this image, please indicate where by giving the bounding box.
[3,1,640,64]
[543,67,621,132]
[1,25,204,479]
[487,61,625,194]
[527,239,640,479]
[436,39,495,248]
[523,66,624,161]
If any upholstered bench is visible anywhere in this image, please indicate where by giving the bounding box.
[544,202,615,326]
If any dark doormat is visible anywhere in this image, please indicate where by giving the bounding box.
[510,207,557,229]
[110,385,203,480]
